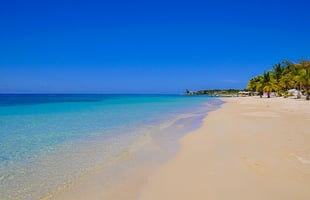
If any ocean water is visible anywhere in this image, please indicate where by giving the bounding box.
[0,94,223,200]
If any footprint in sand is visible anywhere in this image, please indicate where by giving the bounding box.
[289,150,310,175]
[242,157,267,176]
[291,147,310,165]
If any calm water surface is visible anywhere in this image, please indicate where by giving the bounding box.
[0,94,223,200]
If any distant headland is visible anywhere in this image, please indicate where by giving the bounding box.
[185,89,245,97]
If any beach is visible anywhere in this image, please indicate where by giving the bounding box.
[138,97,310,200]
[0,95,222,200]
[3,0,310,199]
[3,95,309,199]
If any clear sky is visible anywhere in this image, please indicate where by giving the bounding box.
[1,0,309,93]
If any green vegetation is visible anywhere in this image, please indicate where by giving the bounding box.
[185,89,241,96]
[246,60,310,100]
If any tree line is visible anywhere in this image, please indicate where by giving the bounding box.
[246,60,310,100]
[185,89,240,95]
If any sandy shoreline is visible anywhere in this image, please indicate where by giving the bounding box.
[138,97,310,200]
[47,99,221,200]
[51,97,310,200]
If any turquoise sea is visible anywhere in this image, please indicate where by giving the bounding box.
[0,94,223,200]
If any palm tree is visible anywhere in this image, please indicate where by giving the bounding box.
[247,59,310,100]
[297,68,310,100]
[272,63,284,95]
[279,62,301,97]
[272,63,284,82]
[247,76,263,96]
[262,71,277,98]
[279,72,295,91]
[293,68,306,99]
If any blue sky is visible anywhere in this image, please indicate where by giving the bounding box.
[1,0,309,93]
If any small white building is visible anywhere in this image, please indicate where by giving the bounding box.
[238,91,250,97]
[288,89,299,96]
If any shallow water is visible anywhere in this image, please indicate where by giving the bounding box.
[0,94,223,200]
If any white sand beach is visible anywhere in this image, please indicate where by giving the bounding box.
[138,97,310,200]
[51,97,310,200]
